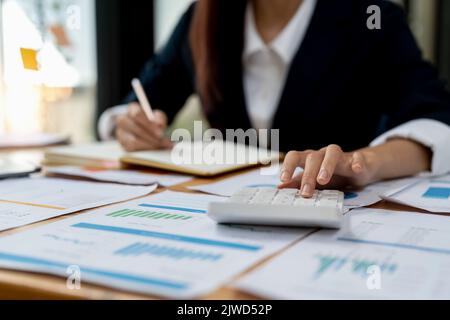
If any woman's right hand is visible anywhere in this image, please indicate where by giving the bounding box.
[115,102,173,152]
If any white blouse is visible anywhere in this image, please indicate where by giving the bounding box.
[243,0,317,130]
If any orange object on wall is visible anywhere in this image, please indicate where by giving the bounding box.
[20,48,39,71]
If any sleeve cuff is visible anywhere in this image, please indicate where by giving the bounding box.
[98,104,128,141]
[370,119,450,176]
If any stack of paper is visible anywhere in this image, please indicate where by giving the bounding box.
[235,209,450,299]
[0,177,157,231]
[45,166,193,187]
[0,191,312,298]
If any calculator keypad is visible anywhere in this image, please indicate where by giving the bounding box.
[229,188,342,209]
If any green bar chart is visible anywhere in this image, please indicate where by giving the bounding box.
[106,209,193,221]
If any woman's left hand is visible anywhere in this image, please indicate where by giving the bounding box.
[279,144,379,198]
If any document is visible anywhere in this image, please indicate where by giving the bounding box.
[343,177,419,209]
[382,175,450,213]
[236,208,450,299]
[338,208,450,254]
[188,167,282,196]
[0,177,157,231]
[45,166,193,187]
[190,170,418,209]
[0,202,65,231]
[236,229,450,299]
[0,191,312,298]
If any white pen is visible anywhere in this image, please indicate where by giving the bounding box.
[131,78,155,121]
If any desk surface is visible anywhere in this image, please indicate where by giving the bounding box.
[0,153,433,300]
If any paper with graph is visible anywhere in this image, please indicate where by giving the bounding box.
[0,177,157,231]
[188,167,282,196]
[0,191,311,298]
[235,228,450,300]
[337,208,450,254]
[382,175,450,213]
[236,208,450,299]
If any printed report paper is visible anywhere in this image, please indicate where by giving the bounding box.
[45,166,193,187]
[382,175,450,213]
[0,177,157,231]
[337,208,450,254]
[235,228,450,300]
[343,177,419,209]
[235,208,450,299]
[0,191,312,298]
[188,167,282,196]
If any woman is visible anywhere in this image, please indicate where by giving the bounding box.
[100,0,450,197]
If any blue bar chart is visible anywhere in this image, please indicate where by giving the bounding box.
[422,187,450,200]
[115,242,223,262]
[71,223,262,252]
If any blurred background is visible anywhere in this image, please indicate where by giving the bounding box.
[0,0,449,147]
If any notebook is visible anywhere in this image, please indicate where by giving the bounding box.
[43,141,124,169]
[44,141,281,176]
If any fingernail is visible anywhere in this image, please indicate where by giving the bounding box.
[302,184,312,196]
[280,171,289,182]
[318,169,329,181]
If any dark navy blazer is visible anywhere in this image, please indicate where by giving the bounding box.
[125,0,450,152]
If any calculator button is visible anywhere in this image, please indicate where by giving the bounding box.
[257,189,278,198]
[239,188,258,196]
[294,197,316,207]
[318,199,339,207]
[230,196,251,203]
[278,189,298,196]
[273,197,294,205]
[250,197,272,205]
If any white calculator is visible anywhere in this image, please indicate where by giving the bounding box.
[208,188,345,229]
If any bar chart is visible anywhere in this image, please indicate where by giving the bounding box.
[106,209,193,221]
[115,242,223,262]
[422,187,450,200]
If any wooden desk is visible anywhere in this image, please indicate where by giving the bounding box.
[0,159,432,300]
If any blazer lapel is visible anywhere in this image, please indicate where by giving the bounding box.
[217,2,252,131]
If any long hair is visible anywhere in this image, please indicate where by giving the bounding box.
[189,0,247,110]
